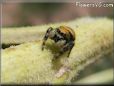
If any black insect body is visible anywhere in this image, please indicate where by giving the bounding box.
[42,26,75,57]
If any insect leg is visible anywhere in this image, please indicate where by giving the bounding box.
[42,27,53,50]
[67,42,74,57]
[58,41,74,57]
[55,42,69,57]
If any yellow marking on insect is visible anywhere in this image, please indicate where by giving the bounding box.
[59,26,75,40]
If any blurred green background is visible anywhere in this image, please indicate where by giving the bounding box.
[2,2,114,84]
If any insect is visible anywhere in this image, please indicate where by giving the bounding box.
[42,26,75,57]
